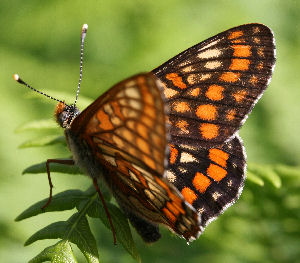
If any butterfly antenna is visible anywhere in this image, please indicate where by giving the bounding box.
[74,23,88,107]
[13,74,66,105]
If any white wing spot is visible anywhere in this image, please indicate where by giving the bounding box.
[199,39,221,50]
[125,87,141,99]
[187,73,211,84]
[103,155,117,166]
[129,99,142,110]
[198,48,222,59]
[205,60,222,69]
[181,65,193,73]
[178,166,188,173]
[129,170,139,182]
[166,170,176,182]
[212,192,221,201]
[180,152,198,163]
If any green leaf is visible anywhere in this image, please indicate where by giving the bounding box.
[25,213,99,263]
[274,165,300,178]
[248,163,282,188]
[28,240,77,263]
[16,190,90,221]
[15,119,59,133]
[19,135,66,148]
[23,161,82,175]
[84,199,141,263]
[247,170,264,186]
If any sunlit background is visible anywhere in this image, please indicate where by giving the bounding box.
[0,0,300,262]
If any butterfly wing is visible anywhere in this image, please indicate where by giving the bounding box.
[153,23,276,146]
[152,24,275,231]
[70,73,201,241]
[166,136,246,228]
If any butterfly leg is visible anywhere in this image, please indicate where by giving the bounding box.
[42,159,75,210]
[92,178,117,245]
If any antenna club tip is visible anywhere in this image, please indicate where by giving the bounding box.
[13,74,20,81]
[82,24,88,32]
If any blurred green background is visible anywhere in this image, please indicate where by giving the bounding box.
[1,0,300,262]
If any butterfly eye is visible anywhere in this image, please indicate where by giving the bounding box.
[57,105,80,128]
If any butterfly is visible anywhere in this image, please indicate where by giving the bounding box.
[14,23,276,244]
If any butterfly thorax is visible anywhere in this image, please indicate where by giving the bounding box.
[54,102,105,179]
[55,102,81,129]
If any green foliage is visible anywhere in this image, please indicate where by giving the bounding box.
[16,169,140,263]
[28,241,77,263]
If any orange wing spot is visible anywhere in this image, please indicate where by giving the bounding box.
[257,62,264,70]
[111,101,125,120]
[143,155,156,170]
[226,109,236,121]
[250,75,258,85]
[122,128,134,142]
[232,45,251,57]
[228,30,244,39]
[253,37,260,44]
[207,164,227,181]
[163,207,176,224]
[173,101,191,113]
[166,201,181,216]
[154,177,184,212]
[142,116,154,127]
[97,109,114,130]
[144,92,154,105]
[196,104,217,121]
[164,88,179,98]
[193,172,211,194]
[220,72,240,83]
[257,47,264,57]
[206,84,224,101]
[138,138,153,158]
[137,123,148,139]
[199,123,219,139]
[166,73,187,89]
[169,144,178,164]
[181,187,197,205]
[253,26,260,33]
[233,90,247,103]
[113,135,125,148]
[176,120,189,134]
[144,105,156,118]
[189,87,201,97]
[229,58,250,71]
[209,148,229,168]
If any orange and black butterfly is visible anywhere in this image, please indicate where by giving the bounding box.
[14,23,276,243]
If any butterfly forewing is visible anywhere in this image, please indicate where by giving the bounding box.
[70,73,201,241]
[71,73,167,174]
[153,23,276,147]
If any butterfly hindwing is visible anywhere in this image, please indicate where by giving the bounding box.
[153,23,276,147]
[166,135,246,229]
[70,73,201,241]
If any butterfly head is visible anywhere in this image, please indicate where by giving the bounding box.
[55,102,80,129]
